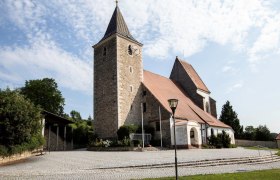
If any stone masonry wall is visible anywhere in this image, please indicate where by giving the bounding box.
[94,36,119,138]
[143,86,171,146]
[235,139,277,148]
[117,36,143,127]
[210,97,217,118]
[170,59,204,110]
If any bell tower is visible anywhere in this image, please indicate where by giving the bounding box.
[93,4,143,139]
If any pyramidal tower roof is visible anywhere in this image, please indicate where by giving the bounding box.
[99,5,140,44]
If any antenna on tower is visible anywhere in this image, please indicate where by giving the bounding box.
[115,0,118,6]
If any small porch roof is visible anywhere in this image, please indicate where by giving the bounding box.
[42,110,73,126]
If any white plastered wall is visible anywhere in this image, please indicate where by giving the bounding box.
[207,126,235,144]
[170,118,202,146]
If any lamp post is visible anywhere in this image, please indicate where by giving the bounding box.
[168,99,179,180]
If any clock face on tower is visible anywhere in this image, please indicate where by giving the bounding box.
[133,46,140,56]
[128,45,140,56]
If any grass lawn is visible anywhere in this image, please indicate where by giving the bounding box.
[143,169,280,180]
[244,146,279,151]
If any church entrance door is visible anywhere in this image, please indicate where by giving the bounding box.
[190,127,199,147]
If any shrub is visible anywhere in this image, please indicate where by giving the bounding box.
[117,125,139,140]
[0,145,8,157]
[207,130,231,148]
[0,135,44,157]
[0,88,44,156]
[229,144,237,148]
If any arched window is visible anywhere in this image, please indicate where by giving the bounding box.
[190,129,195,138]
[128,45,133,55]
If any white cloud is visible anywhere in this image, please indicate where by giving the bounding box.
[222,66,234,73]
[0,39,93,94]
[226,82,244,93]
[1,0,280,94]
[122,0,280,66]
[4,0,46,35]
[248,13,280,63]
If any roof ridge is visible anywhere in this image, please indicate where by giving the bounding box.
[144,70,170,79]
[177,57,210,93]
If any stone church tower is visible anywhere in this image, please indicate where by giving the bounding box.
[93,4,143,139]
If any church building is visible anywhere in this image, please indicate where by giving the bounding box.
[93,4,235,148]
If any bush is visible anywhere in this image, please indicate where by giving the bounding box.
[0,135,44,157]
[229,144,237,148]
[0,88,44,156]
[117,125,139,140]
[207,130,231,148]
[90,137,131,148]
[0,145,8,157]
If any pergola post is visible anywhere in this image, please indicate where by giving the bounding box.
[48,125,51,151]
[64,126,67,150]
[56,125,59,151]
[71,127,73,150]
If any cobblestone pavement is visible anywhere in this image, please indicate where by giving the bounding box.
[0,147,279,179]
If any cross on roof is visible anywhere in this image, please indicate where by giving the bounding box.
[115,0,118,6]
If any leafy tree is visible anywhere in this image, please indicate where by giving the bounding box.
[68,110,94,148]
[219,101,243,138]
[70,110,82,122]
[20,78,65,115]
[243,126,256,140]
[255,125,271,141]
[87,115,93,121]
[0,88,44,154]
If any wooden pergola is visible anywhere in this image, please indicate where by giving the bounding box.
[42,110,73,151]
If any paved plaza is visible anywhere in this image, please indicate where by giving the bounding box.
[0,147,279,179]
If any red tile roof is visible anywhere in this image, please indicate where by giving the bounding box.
[178,59,210,93]
[276,133,280,140]
[143,70,230,128]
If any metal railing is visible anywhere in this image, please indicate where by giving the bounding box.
[129,133,151,145]
[253,145,273,157]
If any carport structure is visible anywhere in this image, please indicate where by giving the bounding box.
[42,111,73,151]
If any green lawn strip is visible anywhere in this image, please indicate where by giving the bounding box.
[277,150,280,156]
[244,146,279,151]
[142,169,280,180]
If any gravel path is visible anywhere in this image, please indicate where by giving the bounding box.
[0,147,279,179]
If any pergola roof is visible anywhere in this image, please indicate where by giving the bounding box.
[42,110,73,125]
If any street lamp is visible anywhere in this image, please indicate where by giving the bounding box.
[168,98,179,180]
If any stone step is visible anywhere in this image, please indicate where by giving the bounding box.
[97,155,280,170]
[141,156,280,169]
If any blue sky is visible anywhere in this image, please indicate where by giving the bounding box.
[0,0,279,132]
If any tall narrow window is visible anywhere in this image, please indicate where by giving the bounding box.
[129,66,133,73]
[143,103,146,112]
[103,47,107,56]
[142,90,146,96]
[130,85,133,92]
[128,45,132,55]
